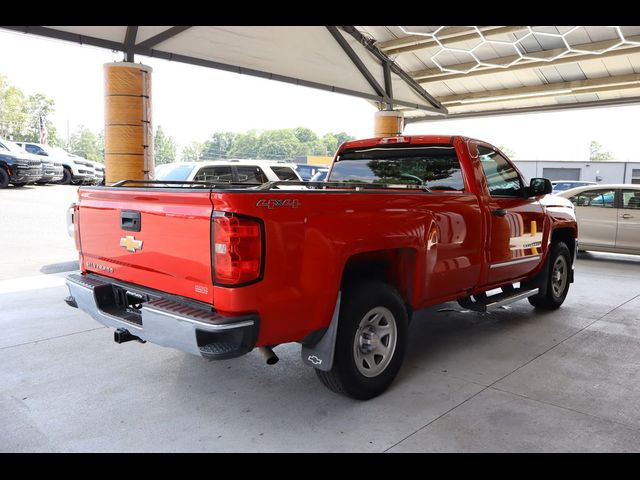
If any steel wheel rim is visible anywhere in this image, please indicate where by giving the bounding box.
[551,255,568,298]
[353,306,397,378]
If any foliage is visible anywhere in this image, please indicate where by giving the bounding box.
[0,75,60,145]
[201,132,237,159]
[154,125,177,165]
[199,127,355,161]
[589,141,614,161]
[68,125,103,162]
[180,141,205,162]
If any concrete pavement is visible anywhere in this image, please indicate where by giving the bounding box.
[1,185,639,452]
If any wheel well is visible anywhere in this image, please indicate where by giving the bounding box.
[551,227,576,263]
[341,249,416,312]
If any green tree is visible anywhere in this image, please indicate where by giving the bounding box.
[228,130,260,158]
[321,133,339,156]
[0,75,28,139]
[180,141,205,162]
[589,141,614,161]
[202,132,237,159]
[154,125,177,165]
[0,75,60,145]
[68,125,102,161]
[293,127,318,144]
[333,132,355,148]
[256,129,300,159]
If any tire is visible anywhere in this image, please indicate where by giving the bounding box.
[315,281,408,400]
[0,168,9,189]
[528,241,571,310]
[59,167,72,185]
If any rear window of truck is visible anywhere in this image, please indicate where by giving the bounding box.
[330,145,465,191]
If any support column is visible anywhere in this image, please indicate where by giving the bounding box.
[104,62,153,184]
[374,110,404,137]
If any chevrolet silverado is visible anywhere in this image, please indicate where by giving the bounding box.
[64,135,577,399]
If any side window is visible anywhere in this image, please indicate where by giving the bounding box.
[25,144,40,155]
[235,166,268,184]
[569,189,616,208]
[194,166,233,183]
[622,190,640,209]
[477,146,523,197]
[271,166,299,181]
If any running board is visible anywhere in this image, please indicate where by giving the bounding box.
[457,288,539,313]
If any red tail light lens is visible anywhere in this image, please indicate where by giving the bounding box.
[212,214,263,286]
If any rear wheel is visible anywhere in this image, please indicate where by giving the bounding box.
[315,281,408,400]
[59,167,72,185]
[0,168,9,189]
[528,241,571,310]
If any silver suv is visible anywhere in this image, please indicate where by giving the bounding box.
[16,142,96,185]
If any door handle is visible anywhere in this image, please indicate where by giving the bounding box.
[621,214,633,219]
[491,208,507,217]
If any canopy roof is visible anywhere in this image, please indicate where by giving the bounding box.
[3,26,640,123]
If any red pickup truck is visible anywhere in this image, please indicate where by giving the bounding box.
[65,135,577,399]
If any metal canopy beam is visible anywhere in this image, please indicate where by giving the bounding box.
[326,26,389,102]
[405,95,640,123]
[0,25,442,114]
[439,73,640,106]
[136,26,192,49]
[340,26,446,112]
[381,26,528,56]
[412,36,640,83]
[124,26,138,62]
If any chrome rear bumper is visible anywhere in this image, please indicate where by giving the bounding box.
[65,273,259,359]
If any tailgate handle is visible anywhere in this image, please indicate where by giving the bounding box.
[120,210,141,232]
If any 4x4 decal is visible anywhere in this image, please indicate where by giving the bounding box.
[256,199,301,209]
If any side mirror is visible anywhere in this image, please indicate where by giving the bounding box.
[529,177,552,196]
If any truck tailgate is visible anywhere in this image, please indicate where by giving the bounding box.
[77,188,214,303]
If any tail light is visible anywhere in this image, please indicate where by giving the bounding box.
[212,213,264,286]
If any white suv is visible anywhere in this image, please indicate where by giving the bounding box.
[16,142,96,185]
[155,160,302,184]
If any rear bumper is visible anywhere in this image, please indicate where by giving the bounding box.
[65,273,259,359]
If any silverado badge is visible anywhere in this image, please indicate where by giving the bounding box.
[120,235,143,252]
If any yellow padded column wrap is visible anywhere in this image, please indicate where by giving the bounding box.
[104,62,153,184]
[374,110,404,138]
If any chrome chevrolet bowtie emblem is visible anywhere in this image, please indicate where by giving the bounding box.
[120,235,143,252]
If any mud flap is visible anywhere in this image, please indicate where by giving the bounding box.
[301,292,341,372]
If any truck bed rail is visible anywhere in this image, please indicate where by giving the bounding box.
[107,179,432,192]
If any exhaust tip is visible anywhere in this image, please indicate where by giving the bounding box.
[258,346,279,365]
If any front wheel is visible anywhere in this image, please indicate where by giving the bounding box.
[315,281,408,400]
[528,241,571,310]
[58,167,72,185]
[0,168,10,189]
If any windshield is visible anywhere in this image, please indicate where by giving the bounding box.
[0,139,26,154]
[155,163,197,181]
[329,145,465,191]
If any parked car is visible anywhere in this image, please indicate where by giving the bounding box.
[293,163,327,181]
[551,180,596,193]
[15,142,95,185]
[7,140,64,184]
[92,162,105,185]
[154,160,302,183]
[65,135,577,400]
[0,139,43,188]
[557,184,640,255]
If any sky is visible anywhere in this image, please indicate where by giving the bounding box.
[1,28,639,162]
